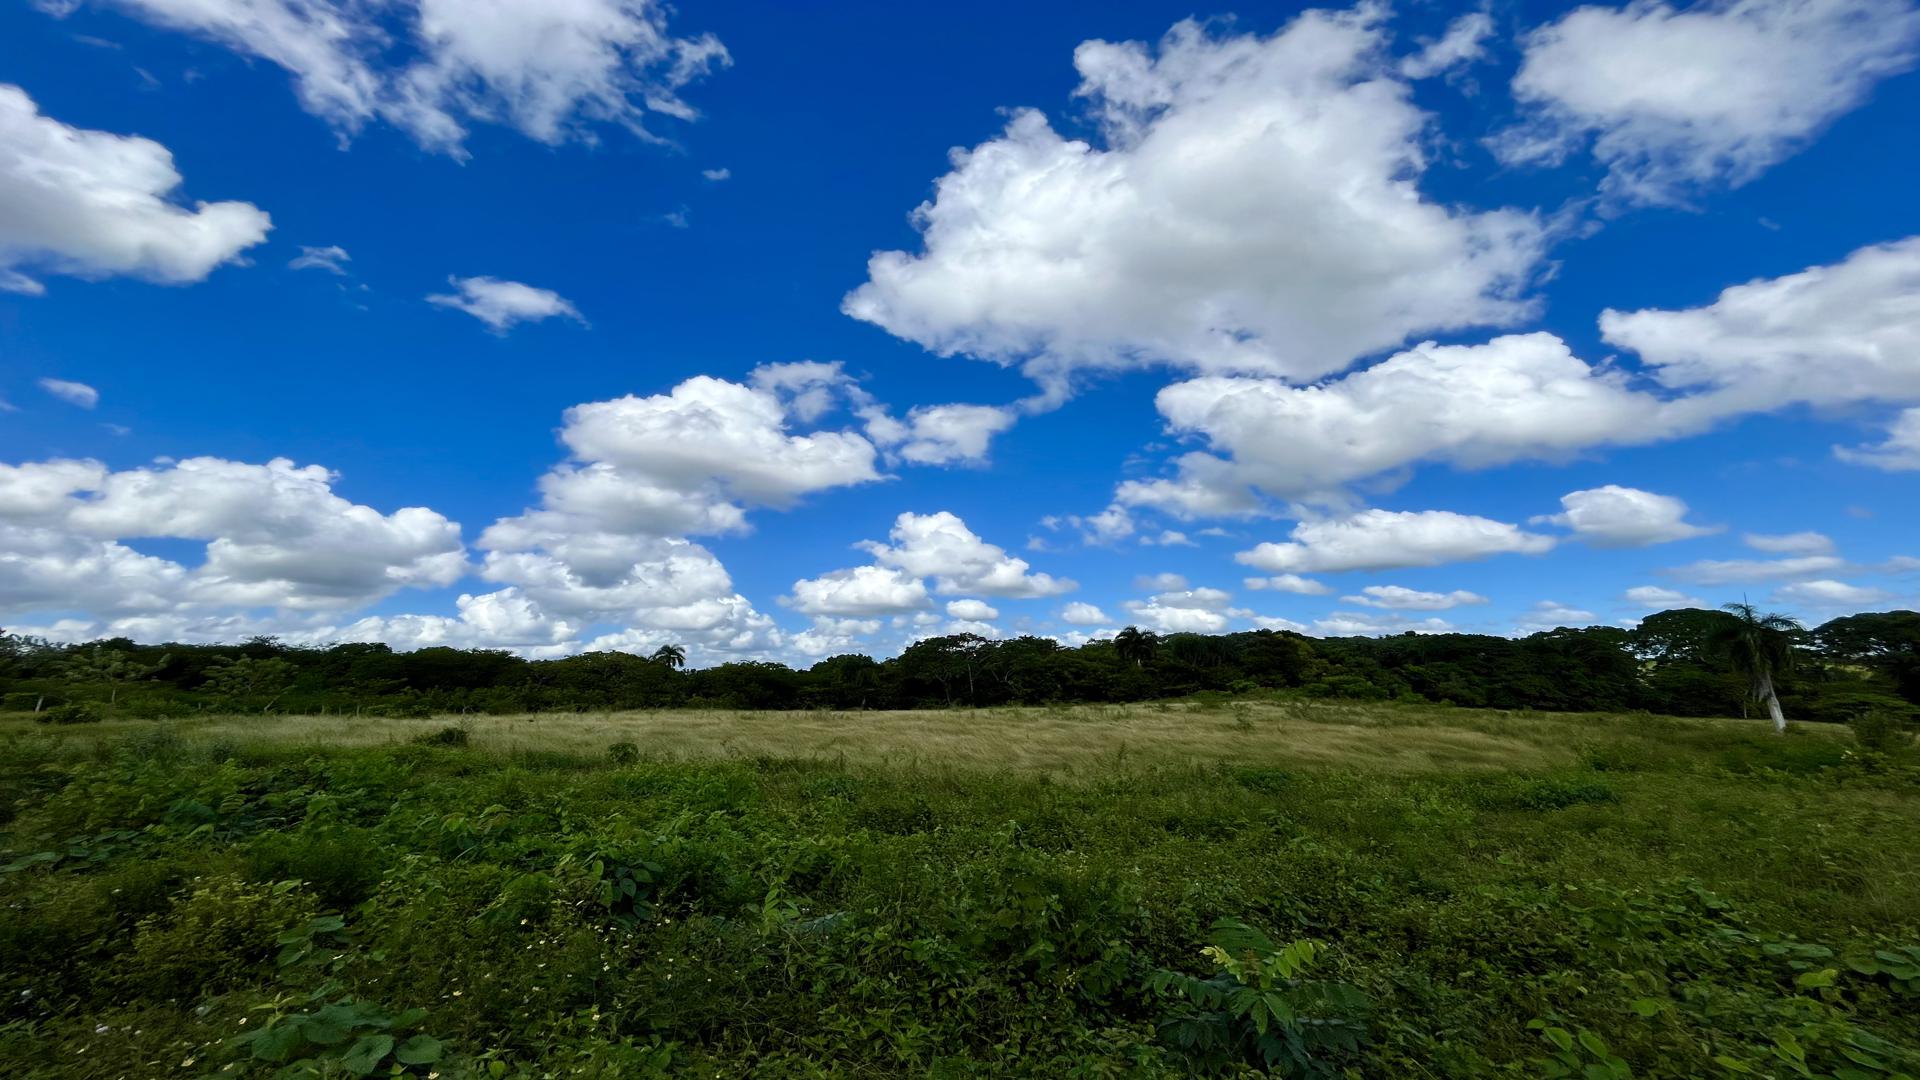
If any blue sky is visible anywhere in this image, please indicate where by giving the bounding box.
[2,0,1918,662]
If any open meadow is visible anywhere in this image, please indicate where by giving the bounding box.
[1,700,1917,1077]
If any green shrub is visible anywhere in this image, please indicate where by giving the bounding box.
[36,701,107,725]
[1852,709,1912,752]
[119,876,312,998]
[413,724,469,747]
[608,740,641,765]
[248,827,390,909]
[1474,775,1618,811]
[1145,919,1369,1075]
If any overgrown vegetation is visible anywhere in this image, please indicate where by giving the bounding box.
[3,608,1916,730]
[1,703,1916,1077]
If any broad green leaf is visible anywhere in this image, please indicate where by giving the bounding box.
[340,1033,395,1076]
[394,1034,444,1065]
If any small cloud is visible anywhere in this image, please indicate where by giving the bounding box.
[701,167,731,182]
[427,275,585,334]
[100,422,131,436]
[289,245,351,275]
[1134,572,1188,592]
[1060,601,1110,625]
[1,269,47,296]
[1743,531,1834,556]
[1244,574,1331,595]
[39,377,99,408]
[661,206,691,229]
[1623,585,1703,609]
[1773,579,1893,608]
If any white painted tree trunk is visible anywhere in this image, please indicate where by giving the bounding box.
[1759,671,1786,734]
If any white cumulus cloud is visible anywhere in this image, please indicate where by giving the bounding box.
[1499,0,1920,205]
[1536,485,1718,547]
[0,84,270,295]
[1237,509,1556,574]
[1343,585,1488,610]
[842,7,1545,394]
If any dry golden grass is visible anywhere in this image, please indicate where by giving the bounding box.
[0,698,1802,776]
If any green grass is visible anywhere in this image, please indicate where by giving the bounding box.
[0,701,1915,1077]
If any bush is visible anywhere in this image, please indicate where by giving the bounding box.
[248,827,391,909]
[2,691,47,712]
[36,701,106,725]
[413,724,469,748]
[1474,775,1618,811]
[608,740,641,765]
[1852,709,1913,753]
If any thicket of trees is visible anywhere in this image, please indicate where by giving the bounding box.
[2,607,1916,725]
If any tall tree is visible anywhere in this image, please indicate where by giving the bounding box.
[1114,626,1159,670]
[650,644,687,670]
[1712,603,1802,733]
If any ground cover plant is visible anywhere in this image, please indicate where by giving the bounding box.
[1,700,1916,1077]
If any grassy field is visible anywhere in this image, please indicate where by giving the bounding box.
[1,700,1916,1077]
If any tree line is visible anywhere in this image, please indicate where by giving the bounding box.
[2,606,1915,727]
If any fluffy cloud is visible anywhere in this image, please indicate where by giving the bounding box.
[1602,236,1920,416]
[428,276,584,333]
[863,403,1017,466]
[0,84,270,294]
[788,616,882,659]
[525,369,882,538]
[945,598,999,621]
[1142,334,1667,504]
[1537,485,1717,547]
[1500,0,1920,205]
[327,587,577,656]
[1342,585,1488,610]
[1744,531,1836,555]
[786,511,1069,645]
[42,0,729,154]
[1244,574,1331,595]
[1624,585,1705,609]
[786,566,930,617]
[859,511,1075,598]
[0,457,465,621]
[1237,509,1556,574]
[1059,601,1110,625]
[1133,236,1920,514]
[1836,408,1920,471]
[1123,587,1239,633]
[38,378,99,409]
[843,7,1545,393]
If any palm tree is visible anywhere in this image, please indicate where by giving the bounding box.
[650,644,686,670]
[1114,626,1159,670]
[1712,602,1801,734]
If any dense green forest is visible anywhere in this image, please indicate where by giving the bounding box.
[4,607,1917,725]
